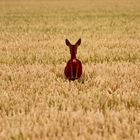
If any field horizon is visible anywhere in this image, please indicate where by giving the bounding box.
[0,0,140,140]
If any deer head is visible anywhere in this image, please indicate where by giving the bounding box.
[65,38,81,59]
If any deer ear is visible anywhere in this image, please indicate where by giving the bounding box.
[65,39,71,47]
[75,38,81,46]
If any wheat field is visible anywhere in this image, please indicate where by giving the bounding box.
[0,0,140,140]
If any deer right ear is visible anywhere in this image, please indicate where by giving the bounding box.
[75,38,81,46]
[65,39,71,47]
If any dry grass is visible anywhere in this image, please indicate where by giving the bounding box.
[0,0,140,139]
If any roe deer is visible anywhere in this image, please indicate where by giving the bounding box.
[64,38,82,80]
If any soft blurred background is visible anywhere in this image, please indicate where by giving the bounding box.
[0,0,140,139]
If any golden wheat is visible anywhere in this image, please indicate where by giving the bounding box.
[0,0,140,140]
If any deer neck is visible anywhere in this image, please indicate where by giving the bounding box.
[70,47,77,59]
[70,52,77,59]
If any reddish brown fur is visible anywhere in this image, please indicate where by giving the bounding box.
[64,38,82,80]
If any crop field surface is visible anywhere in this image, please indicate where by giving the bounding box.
[0,0,140,140]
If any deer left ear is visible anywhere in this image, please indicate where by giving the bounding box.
[75,38,81,46]
[65,39,71,47]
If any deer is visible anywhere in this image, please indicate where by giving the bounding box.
[64,38,82,81]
